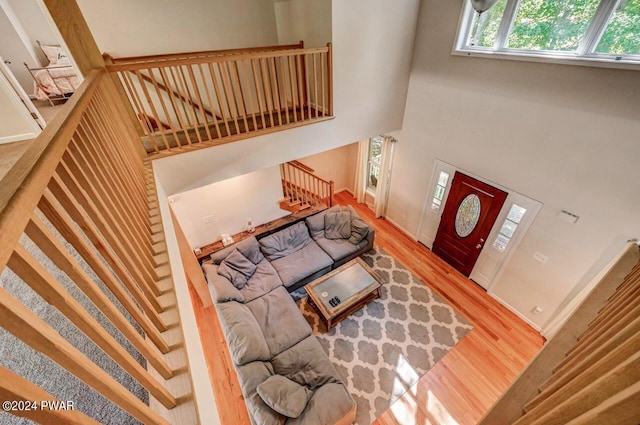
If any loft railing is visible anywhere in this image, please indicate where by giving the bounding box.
[0,69,196,424]
[105,42,333,156]
[280,160,334,210]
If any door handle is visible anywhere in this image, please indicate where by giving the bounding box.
[476,243,482,249]
[480,238,485,243]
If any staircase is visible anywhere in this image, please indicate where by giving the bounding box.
[279,161,334,213]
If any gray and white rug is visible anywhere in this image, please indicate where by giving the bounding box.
[296,248,473,425]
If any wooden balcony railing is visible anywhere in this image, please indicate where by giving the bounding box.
[105,42,333,156]
[0,69,196,424]
[280,161,334,210]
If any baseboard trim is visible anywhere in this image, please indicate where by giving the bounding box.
[0,133,38,144]
[383,216,418,241]
[488,292,542,332]
[335,187,353,196]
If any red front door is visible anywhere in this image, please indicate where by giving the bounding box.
[432,172,507,277]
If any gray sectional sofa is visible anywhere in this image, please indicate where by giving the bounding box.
[202,205,374,425]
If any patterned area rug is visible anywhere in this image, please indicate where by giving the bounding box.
[295,248,473,425]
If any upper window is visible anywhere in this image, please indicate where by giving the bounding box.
[366,136,383,191]
[456,0,640,68]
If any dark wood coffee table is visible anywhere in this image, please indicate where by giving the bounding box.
[305,257,382,330]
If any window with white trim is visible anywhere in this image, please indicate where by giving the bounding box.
[366,136,383,191]
[431,171,450,212]
[456,0,640,68]
[493,203,527,252]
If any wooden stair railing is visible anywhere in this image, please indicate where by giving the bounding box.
[105,42,333,156]
[279,161,334,212]
[0,68,198,424]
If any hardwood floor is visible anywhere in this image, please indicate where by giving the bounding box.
[188,190,545,425]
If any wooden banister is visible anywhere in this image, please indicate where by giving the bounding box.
[280,161,334,209]
[0,67,200,423]
[106,42,333,155]
[106,41,304,65]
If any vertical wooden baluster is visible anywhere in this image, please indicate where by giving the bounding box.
[259,58,274,128]
[321,51,326,116]
[187,65,213,142]
[270,57,283,127]
[121,71,157,152]
[280,56,290,125]
[296,54,305,121]
[220,61,240,135]
[177,65,203,143]
[250,59,266,129]
[134,70,170,151]
[233,62,250,132]
[327,43,333,116]
[313,53,319,118]
[168,66,193,146]
[198,63,222,139]
[208,63,232,137]
[238,60,258,132]
[147,67,179,149]
[288,56,298,122]
[23,217,175,387]
[38,194,168,346]
[0,287,172,425]
[159,67,190,147]
[305,55,312,119]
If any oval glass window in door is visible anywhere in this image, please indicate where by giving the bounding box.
[455,194,481,237]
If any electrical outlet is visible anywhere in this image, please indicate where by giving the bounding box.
[203,214,215,224]
[533,251,549,263]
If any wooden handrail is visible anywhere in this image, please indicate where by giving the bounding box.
[107,41,304,65]
[106,46,329,72]
[289,160,315,173]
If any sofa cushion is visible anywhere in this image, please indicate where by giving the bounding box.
[202,263,245,304]
[240,259,283,303]
[324,211,352,240]
[259,222,312,261]
[237,236,265,264]
[257,375,310,418]
[236,362,283,425]
[286,383,355,425]
[246,286,312,357]
[305,205,341,239]
[271,336,343,390]
[216,302,271,365]
[314,237,360,263]
[269,242,333,288]
[218,249,257,289]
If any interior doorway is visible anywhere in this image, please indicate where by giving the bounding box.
[432,171,507,277]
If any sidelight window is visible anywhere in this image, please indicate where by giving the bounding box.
[493,203,527,251]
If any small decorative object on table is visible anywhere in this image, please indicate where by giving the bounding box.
[247,219,255,233]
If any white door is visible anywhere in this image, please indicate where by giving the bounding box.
[0,57,46,130]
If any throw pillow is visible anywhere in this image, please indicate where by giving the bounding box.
[324,211,351,240]
[349,217,370,245]
[217,249,257,289]
[236,236,265,264]
[257,375,310,418]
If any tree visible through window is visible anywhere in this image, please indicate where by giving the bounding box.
[458,0,640,66]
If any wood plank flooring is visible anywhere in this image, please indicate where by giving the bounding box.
[188,190,545,425]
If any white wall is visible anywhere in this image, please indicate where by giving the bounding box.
[298,143,358,194]
[0,71,39,143]
[168,166,290,249]
[274,0,332,48]
[153,0,419,196]
[8,0,58,66]
[76,0,279,57]
[387,0,640,330]
[0,4,38,92]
